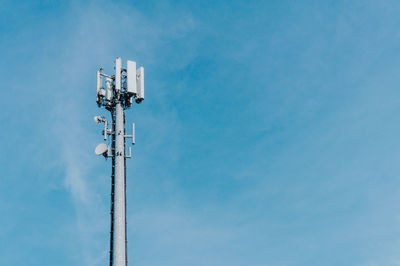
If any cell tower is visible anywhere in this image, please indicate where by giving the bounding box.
[94,57,144,266]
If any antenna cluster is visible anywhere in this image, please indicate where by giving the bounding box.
[96,57,144,109]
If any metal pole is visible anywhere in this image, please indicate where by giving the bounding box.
[113,101,127,266]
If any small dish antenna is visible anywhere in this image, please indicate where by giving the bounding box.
[95,143,108,156]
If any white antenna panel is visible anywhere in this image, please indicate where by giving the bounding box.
[96,70,102,103]
[136,67,144,103]
[115,57,122,92]
[105,77,113,101]
[127,60,137,96]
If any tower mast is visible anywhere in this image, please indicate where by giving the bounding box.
[94,57,144,266]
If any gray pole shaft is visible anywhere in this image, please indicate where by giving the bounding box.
[113,102,127,266]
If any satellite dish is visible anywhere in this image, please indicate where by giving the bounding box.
[95,143,108,156]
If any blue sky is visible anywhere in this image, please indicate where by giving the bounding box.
[2,0,400,265]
